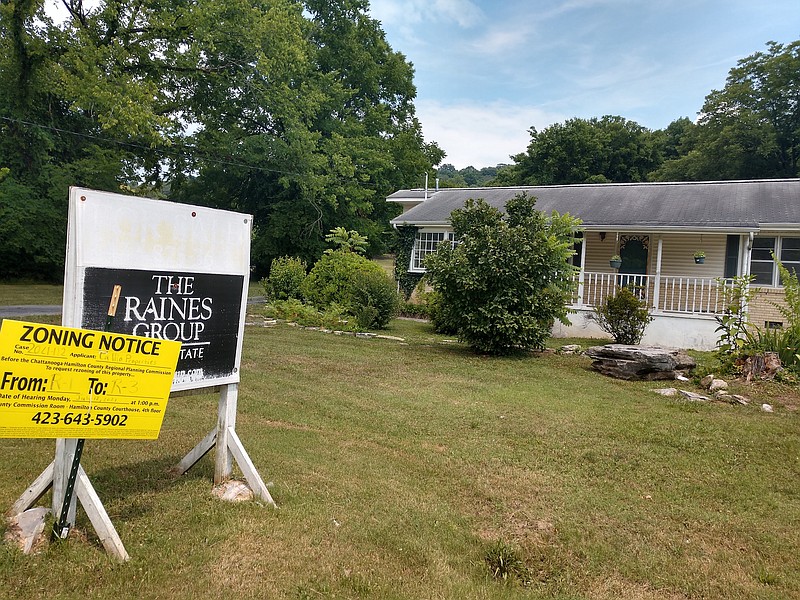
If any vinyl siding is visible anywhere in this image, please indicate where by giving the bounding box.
[582,232,732,277]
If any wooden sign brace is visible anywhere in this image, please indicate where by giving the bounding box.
[10,438,130,561]
[172,384,276,507]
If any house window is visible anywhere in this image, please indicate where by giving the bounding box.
[749,236,800,286]
[779,238,800,282]
[750,237,775,285]
[410,232,447,271]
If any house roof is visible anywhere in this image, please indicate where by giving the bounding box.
[388,179,800,232]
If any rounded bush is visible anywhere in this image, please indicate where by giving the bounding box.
[302,251,399,329]
[263,256,307,301]
[592,286,653,344]
[349,269,400,329]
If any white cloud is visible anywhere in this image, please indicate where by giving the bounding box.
[370,0,484,30]
[471,24,536,55]
[431,0,484,27]
[416,100,567,169]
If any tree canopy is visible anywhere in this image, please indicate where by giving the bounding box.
[0,0,443,280]
[651,40,800,181]
[493,116,662,186]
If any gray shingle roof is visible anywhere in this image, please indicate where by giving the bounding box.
[389,179,800,231]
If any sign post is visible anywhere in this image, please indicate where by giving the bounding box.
[52,284,121,540]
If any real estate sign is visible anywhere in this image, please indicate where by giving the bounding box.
[64,187,252,391]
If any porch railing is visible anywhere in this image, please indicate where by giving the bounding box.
[574,272,734,316]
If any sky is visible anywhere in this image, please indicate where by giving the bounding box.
[369,0,800,170]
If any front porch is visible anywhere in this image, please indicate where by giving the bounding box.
[555,230,748,350]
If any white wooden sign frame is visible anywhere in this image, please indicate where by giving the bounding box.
[10,187,275,562]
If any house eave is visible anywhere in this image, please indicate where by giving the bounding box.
[390,221,760,234]
[390,220,451,228]
[580,224,758,234]
[757,223,800,232]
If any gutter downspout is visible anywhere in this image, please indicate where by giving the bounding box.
[742,232,755,316]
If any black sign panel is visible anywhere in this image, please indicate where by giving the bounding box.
[82,268,244,387]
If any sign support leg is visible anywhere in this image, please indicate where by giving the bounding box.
[53,438,85,539]
[75,465,129,561]
[8,441,129,561]
[52,438,78,525]
[174,384,275,506]
[9,461,54,517]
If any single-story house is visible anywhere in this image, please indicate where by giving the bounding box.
[388,179,800,350]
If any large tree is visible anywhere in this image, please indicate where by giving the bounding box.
[0,0,442,279]
[651,40,800,181]
[495,116,662,186]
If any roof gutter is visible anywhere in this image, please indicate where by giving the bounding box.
[390,221,760,234]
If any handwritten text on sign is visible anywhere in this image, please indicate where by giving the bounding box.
[0,320,180,440]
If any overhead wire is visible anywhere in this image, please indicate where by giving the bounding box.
[0,114,380,188]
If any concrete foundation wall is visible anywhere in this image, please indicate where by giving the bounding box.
[553,308,720,350]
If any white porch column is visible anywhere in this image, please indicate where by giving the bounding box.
[576,234,588,306]
[742,232,754,315]
[652,236,663,312]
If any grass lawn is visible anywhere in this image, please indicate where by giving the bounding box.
[1,313,799,599]
[0,283,64,306]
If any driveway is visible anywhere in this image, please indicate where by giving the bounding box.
[0,305,62,318]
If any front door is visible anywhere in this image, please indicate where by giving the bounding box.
[619,235,649,289]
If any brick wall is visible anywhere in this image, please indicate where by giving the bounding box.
[749,287,788,329]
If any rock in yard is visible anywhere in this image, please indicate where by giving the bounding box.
[679,390,709,401]
[700,374,715,388]
[761,403,774,413]
[4,507,49,554]
[212,480,254,502]
[584,345,696,380]
[708,379,729,393]
[652,388,679,396]
[559,344,583,354]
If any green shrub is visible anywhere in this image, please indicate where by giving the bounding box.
[424,193,580,354]
[265,299,355,331]
[426,290,459,334]
[348,269,399,329]
[743,324,800,371]
[715,275,755,359]
[591,286,653,345]
[397,299,428,319]
[302,250,399,329]
[262,256,307,301]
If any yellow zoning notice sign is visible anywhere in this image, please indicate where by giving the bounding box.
[0,320,180,440]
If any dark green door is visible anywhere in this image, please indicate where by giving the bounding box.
[619,236,648,288]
